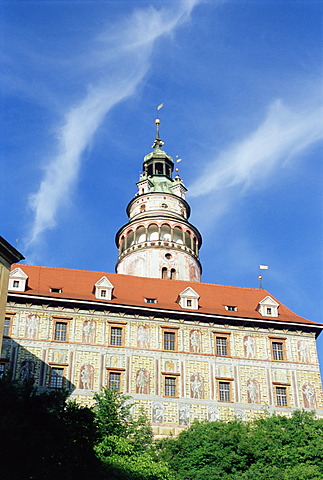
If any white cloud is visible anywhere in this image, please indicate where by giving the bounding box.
[26,0,201,249]
[189,98,323,198]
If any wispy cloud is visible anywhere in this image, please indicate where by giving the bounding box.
[26,0,201,252]
[189,98,323,199]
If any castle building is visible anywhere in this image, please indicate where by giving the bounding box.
[2,121,323,436]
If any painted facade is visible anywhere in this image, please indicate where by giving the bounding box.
[2,123,323,438]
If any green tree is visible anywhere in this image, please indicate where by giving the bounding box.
[93,387,176,480]
[158,411,323,480]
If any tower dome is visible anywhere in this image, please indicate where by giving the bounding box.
[115,118,202,281]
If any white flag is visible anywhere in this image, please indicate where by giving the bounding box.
[157,103,164,110]
[259,265,269,270]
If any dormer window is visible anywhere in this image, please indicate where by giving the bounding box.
[9,267,28,292]
[50,288,62,293]
[145,298,157,304]
[225,306,237,312]
[178,287,200,310]
[258,296,279,317]
[95,276,114,300]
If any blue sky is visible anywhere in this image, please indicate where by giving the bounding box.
[1,1,323,366]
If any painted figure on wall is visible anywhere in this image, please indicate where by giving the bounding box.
[246,378,261,404]
[244,335,256,358]
[208,406,219,422]
[190,329,201,353]
[136,368,150,394]
[152,402,164,424]
[165,360,175,372]
[190,373,204,399]
[302,383,316,409]
[79,364,94,390]
[52,349,67,364]
[20,359,35,382]
[82,320,96,344]
[25,314,39,339]
[298,340,310,363]
[179,404,190,426]
[137,324,150,349]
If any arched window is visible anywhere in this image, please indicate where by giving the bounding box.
[161,224,171,242]
[170,269,176,280]
[162,268,168,279]
[173,226,183,244]
[148,224,159,241]
[136,226,146,243]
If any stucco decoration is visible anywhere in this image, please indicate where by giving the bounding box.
[190,329,202,353]
[190,373,204,399]
[52,349,67,363]
[82,320,96,344]
[136,368,150,394]
[152,402,164,424]
[208,406,219,421]
[298,340,310,363]
[302,383,316,409]
[244,335,256,358]
[79,364,94,390]
[20,359,35,382]
[137,324,150,348]
[273,369,288,383]
[247,378,261,404]
[25,314,39,339]
[179,404,190,426]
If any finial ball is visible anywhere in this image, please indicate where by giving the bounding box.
[155,118,160,125]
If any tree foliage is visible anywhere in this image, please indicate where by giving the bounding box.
[158,410,323,480]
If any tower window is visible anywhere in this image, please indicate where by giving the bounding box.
[165,253,172,260]
[162,267,168,279]
[170,268,176,280]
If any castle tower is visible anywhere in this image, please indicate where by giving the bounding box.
[115,118,202,281]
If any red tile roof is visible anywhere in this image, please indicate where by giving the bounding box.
[9,264,319,326]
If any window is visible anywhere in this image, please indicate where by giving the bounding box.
[272,342,283,360]
[164,331,175,351]
[110,327,122,346]
[3,316,12,337]
[165,377,177,397]
[50,367,65,388]
[219,381,231,402]
[0,363,6,378]
[54,321,68,341]
[161,327,179,351]
[267,307,272,315]
[13,280,19,288]
[187,299,192,307]
[145,298,157,304]
[269,337,286,361]
[170,268,176,280]
[101,290,107,297]
[276,386,288,406]
[109,372,121,391]
[225,305,237,312]
[50,288,62,293]
[162,267,168,279]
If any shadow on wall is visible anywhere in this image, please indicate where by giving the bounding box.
[1,337,75,393]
